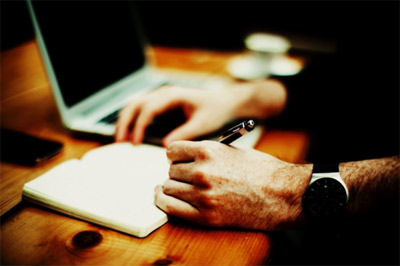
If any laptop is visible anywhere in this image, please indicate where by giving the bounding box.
[26,1,230,140]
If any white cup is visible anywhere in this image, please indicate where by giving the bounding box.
[227,33,291,80]
[245,33,291,78]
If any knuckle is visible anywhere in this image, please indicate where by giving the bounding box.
[197,149,209,161]
[196,146,212,161]
[167,141,182,152]
[192,168,209,187]
[196,189,218,208]
[196,191,211,206]
[196,141,219,161]
[201,210,223,227]
[164,204,175,215]
[166,144,176,158]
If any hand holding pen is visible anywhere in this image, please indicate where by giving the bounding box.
[155,118,297,231]
[167,120,255,164]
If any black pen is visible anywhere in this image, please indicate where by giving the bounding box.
[217,120,255,145]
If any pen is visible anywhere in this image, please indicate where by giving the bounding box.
[171,120,255,165]
[217,120,255,145]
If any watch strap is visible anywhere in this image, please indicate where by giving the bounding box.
[313,163,339,173]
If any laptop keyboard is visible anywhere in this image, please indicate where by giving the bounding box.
[99,109,121,124]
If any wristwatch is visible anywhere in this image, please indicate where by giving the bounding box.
[302,164,349,220]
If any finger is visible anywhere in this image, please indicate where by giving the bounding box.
[154,185,200,221]
[130,105,154,145]
[163,117,204,146]
[132,99,183,145]
[115,100,141,142]
[166,140,202,163]
[166,140,216,164]
[169,162,195,184]
[162,179,196,202]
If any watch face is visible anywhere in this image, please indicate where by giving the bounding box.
[303,177,348,217]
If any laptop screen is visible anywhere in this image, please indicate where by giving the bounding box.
[31,1,146,107]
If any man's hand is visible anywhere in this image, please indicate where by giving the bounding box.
[154,140,312,231]
[115,80,287,147]
[115,86,238,146]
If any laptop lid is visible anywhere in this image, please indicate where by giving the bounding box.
[27,1,156,134]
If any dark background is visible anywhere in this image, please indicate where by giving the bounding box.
[0,1,360,53]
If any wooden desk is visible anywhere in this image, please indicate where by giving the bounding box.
[1,41,308,265]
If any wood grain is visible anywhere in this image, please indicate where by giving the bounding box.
[1,203,271,265]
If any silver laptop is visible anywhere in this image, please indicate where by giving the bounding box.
[27,1,229,138]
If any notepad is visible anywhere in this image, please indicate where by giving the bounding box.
[22,126,262,238]
[23,143,169,238]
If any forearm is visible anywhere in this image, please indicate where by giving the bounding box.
[340,156,400,216]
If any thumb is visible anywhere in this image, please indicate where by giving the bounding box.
[162,119,204,146]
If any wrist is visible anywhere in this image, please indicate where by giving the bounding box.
[230,80,287,119]
[270,162,313,230]
[290,163,314,227]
